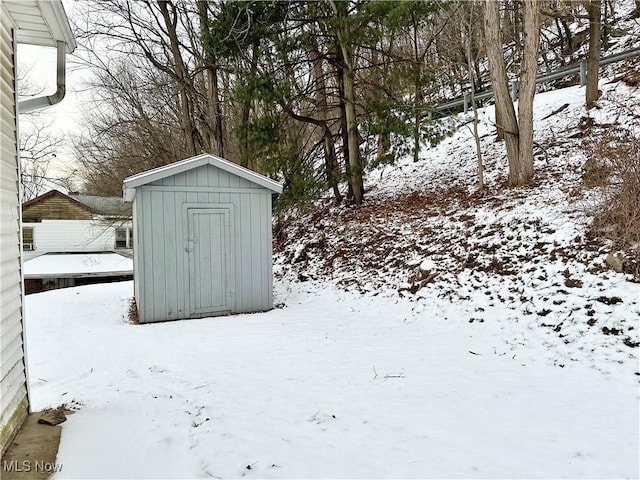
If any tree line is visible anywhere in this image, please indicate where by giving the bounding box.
[71,0,613,207]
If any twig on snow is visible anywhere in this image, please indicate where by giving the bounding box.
[383,374,406,379]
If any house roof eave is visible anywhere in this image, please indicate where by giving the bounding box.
[4,0,76,52]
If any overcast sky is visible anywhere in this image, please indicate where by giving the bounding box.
[17,0,90,185]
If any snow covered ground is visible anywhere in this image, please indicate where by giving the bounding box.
[275,79,640,383]
[25,280,639,479]
[23,22,640,478]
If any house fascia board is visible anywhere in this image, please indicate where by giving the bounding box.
[39,0,76,52]
[5,0,76,51]
[123,153,283,201]
[24,270,133,280]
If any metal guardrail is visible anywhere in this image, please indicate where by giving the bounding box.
[432,46,640,116]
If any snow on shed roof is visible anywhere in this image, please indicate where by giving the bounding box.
[122,153,283,201]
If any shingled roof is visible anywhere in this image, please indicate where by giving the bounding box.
[22,190,132,218]
[69,193,132,217]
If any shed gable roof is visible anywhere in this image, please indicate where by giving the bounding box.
[123,153,283,201]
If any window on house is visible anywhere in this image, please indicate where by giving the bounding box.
[22,227,35,251]
[115,227,132,248]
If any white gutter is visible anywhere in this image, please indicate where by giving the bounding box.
[18,40,67,113]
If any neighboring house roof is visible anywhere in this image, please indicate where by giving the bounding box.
[123,153,284,201]
[69,194,132,217]
[23,189,95,218]
[3,0,76,51]
[22,189,132,219]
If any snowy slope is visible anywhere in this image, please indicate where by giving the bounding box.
[25,281,639,479]
[275,74,640,383]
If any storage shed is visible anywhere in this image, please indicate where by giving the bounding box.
[123,153,283,323]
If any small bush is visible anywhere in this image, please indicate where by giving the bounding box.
[583,126,640,272]
[128,298,140,324]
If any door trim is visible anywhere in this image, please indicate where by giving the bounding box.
[184,204,234,317]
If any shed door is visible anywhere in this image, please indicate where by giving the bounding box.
[187,208,232,316]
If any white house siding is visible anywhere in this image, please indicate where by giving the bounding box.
[22,219,132,260]
[0,11,28,453]
[134,163,274,323]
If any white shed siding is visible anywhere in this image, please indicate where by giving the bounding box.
[134,163,275,323]
[0,12,28,452]
[22,219,131,260]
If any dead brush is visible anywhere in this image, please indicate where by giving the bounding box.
[128,298,140,325]
[582,126,640,274]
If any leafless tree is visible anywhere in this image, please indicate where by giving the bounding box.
[72,0,229,196]
[329,0,364,205]
[19,117,66,200]
[16,64,69,200]
[462,2,484,191]
[484,0,540,187]
[586,0,602,108]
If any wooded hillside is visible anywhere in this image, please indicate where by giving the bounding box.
[72,0,639,206]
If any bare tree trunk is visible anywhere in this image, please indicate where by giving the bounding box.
[484,0,539,187]
[209,66,225,157]
[310,45,342,202]
[341,54,363,204]
[197,0,225,157]
[331,0,363,205]
[557,17,573,55]
[334,53,353,200]
[239,43,259,168]
[158,0,198,156]
[371,47,390,163]
[464,15,483,191]
[495,102,505,140]
[586,0,602,109]
[412,13,422,163]
[516,0,540,184]
[601,0,610,49]
[377,133,391,160]
[484,0,520,182]
[473,59,483,92]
